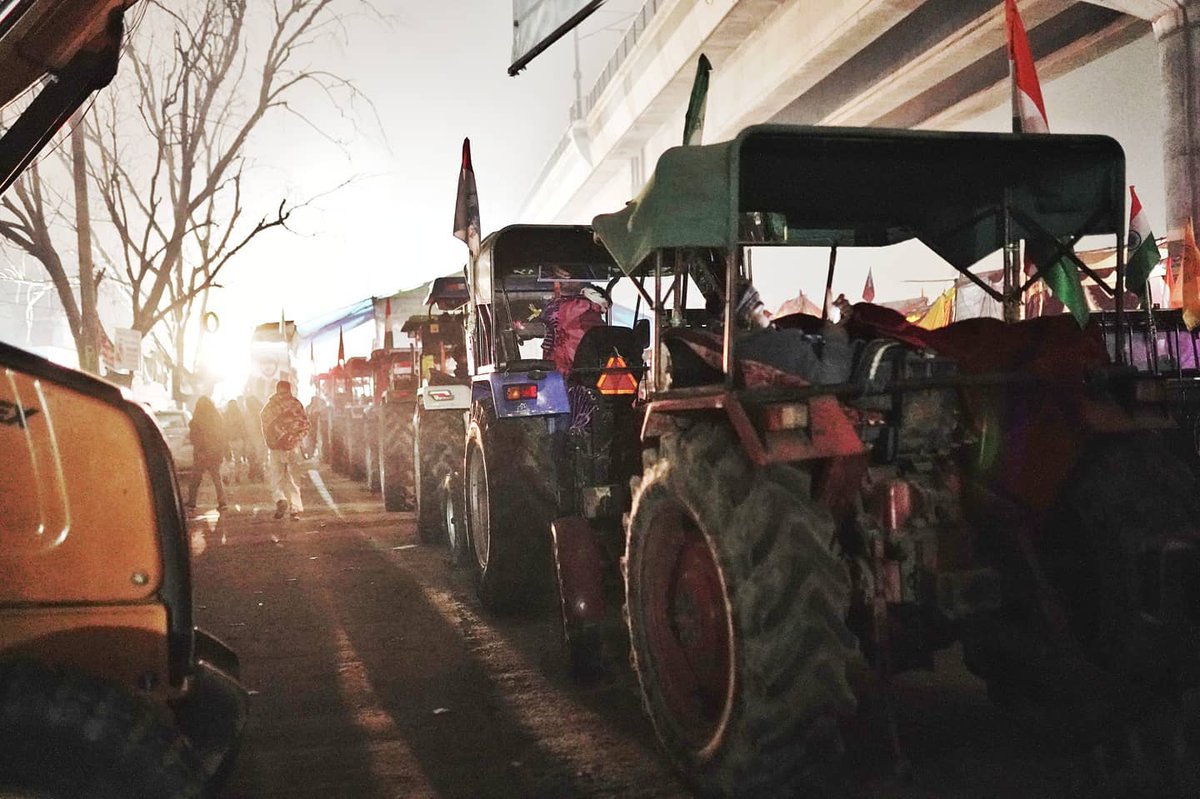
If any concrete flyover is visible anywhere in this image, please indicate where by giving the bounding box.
[522,0,1197,235]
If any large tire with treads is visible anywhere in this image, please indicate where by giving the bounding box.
[996,435,1200,725]
[365,419,381,493]
[626,422,858,798]
[379,402,415,511]
[415,407,465,544]
[0,659,205,798]
[464,400,563,613]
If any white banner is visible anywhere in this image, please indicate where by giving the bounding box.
[113,327,142,372]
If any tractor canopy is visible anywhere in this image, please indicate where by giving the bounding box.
[591,125,1125,279]
[471,224,622,304]
[424,275,469,311]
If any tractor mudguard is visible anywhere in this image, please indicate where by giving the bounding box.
[171,658,250,781]
[550,516,606,627]
[418,383,470,411]
[474,370,569,419]
[193,627,240,680]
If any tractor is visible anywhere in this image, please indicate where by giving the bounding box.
[459,225,627,611]
[543,125,1200,797]
[403,275,471,542]
[0,2,248,793]
[328,355,373,481]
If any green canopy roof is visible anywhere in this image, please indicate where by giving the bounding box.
[592,125,1125,275]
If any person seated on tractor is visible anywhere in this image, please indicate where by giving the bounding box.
[538,284,610,377]
[731,280,854,384]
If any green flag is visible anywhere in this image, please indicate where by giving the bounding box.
[1029,239,1089,327]
[682,54,711,146]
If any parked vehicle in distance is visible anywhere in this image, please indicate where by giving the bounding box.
[154,408,194,474]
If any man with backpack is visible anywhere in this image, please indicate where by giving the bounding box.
[260,380,311,520]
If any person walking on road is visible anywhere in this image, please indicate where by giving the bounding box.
[223,399,248,484]
[242,395,266,482]
[261,380,310,520]
[186,395,228,513]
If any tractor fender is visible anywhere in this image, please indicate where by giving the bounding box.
[473,370,569,419]
[417,383,470,412]
[550,516,606,626]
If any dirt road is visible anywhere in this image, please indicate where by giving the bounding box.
[187,464,1133,798]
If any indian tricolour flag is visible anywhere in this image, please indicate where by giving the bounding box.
[1127,186,1162,307]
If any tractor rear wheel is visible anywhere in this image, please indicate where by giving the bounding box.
[463,401,561,613]
[626,422,857,798]
[415,408,465,544]
[1043,435,1200,713]
[380,403,414,512]
[0,659,205,798]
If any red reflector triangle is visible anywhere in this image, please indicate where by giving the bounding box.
[596,354,638,395]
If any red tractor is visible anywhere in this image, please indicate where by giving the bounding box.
[327,355,373,480]
[546,125,1200,797]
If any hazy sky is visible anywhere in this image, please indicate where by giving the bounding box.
[170,1,1168,370]
[202,1,645,362]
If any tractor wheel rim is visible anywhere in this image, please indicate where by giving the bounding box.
[641,501,732,753]
[444,489,458,549]
[467,447,490,570]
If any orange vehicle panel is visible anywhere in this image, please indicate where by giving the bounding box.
[0,368,162,604]
[0,604,171,697]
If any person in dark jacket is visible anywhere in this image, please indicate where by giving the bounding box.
[186,395,228,512]
[242,395,266,482]
[223,399,248,484]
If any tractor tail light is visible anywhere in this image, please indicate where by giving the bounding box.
[505,384,538,401]
[763,402,809,431]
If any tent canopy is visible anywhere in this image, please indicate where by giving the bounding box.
[592,125,1126,276]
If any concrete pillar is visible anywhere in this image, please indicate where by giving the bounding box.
[1154,1,1200,238]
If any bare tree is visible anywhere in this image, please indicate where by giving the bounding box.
[0,146,104,372]
[87,0,374,397]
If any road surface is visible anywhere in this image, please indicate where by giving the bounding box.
[186,463,1155,798]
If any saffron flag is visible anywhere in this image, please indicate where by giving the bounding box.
[862,267,876,302]
[453,137,481,257]
[1167,257,1181,308]
[1004,0,1048,134]
[683,54,712,146]
[1127,186,1162,308]
[1182,220,1200,330]
[915,286,956,330]
[337,326,345,365]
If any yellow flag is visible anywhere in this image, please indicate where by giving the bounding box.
[1182,220,1200,330]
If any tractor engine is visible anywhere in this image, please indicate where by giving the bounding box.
[840,339,999,672]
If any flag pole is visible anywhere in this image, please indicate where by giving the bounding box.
[1003,37,1021,322]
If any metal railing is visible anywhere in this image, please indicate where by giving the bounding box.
[571,0,667,122]
[525,0,668,214]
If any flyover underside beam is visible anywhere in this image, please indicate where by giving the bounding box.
[524,0,1149,225]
